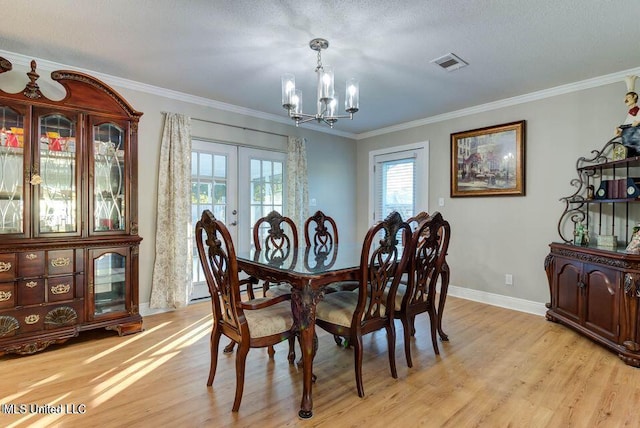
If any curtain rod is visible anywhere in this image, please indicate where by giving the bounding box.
[190,117,289,139]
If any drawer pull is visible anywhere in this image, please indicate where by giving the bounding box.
[0,261,12,273]
[25,314,40,325]
[26,281,38,288]
[0,291,11,301]
[50,284,71,295]
[26,253,38,260]
[51,257,71,268]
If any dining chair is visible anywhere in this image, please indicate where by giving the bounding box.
[314,211,412,397]
[406,211,451,342]
[253,210,299,298]
[195,210,296,412]
[392,211,450,367]
[304,210,358,293]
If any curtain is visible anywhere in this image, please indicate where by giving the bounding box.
[150,113,192,309]
[286,136,309,231]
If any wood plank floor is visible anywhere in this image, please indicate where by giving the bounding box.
[2,296,640,428]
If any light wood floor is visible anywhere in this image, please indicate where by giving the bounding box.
[2,297,640,428]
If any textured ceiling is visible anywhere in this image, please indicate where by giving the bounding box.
[1,0,640,136]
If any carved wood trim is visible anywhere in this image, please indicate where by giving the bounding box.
[552,247,638,269]
[0,56,12,74]
[51,70,143,119]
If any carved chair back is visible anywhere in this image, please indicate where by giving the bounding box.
[356,211,412,329]
[303,210,339,271]
[195,210,244,339]
[404,212,450,309]
[253,211,299,266]
[304,210,339,248]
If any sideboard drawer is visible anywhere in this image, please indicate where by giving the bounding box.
[0,282,15,309]
[18,278,45,306]
[47,250,75,275]
[19,251,45,277]
[0,254,16,281]
[48,276,75,302]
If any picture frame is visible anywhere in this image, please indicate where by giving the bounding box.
[450,120,526,197]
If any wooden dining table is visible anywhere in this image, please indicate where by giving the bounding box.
[236,242,362,419]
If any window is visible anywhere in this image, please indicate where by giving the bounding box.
[370,142,428,224]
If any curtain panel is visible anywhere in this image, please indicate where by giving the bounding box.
[150,113,193,309]
[286,136,309,232]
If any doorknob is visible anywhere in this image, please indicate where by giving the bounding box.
[230,221,237,226]
[232,209,237,215]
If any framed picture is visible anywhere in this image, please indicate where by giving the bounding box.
[450,120,526,197]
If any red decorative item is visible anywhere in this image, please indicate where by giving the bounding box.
[49,138,62,151]
[6,133,19,147]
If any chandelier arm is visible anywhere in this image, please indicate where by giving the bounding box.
[324,114,353,120]
[295,116,319,125]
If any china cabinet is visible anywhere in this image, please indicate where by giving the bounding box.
[0,57,143,355]
[546,137,640,367]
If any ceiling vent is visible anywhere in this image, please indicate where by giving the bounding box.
[431,53,468,72]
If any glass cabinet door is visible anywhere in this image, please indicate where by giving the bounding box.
[0,105,26,235]
[91,249,128,317]
[92,121,126,233]
[37,112,78,234]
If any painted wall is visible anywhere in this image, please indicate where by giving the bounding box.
[356,83,627,304]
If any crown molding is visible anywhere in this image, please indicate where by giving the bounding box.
[2,49,637,142]
[356,66,640,140]
[0,49,356,139]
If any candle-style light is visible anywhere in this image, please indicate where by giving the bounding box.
[281,38,359,128]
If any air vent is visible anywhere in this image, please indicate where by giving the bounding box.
[431,53,468,72]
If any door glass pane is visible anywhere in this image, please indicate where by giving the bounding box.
[39,113,77,233]
[93,123,125,231]
[94,252,126,315]
[379,158,415,220]
[249,158,284,249]
[0,106,25,234]
[191,149,229,285]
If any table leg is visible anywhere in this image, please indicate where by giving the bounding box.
[437,262,450,341]
[291,283,323,419]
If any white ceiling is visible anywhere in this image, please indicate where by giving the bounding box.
[1,0,640,136]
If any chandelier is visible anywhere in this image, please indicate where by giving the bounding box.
[281,38,359,128]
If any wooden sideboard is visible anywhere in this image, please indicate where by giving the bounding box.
[545,243,640,367]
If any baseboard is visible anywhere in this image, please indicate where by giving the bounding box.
[139,302,171,317]
[445,284,547,317]
[139,286,548,318]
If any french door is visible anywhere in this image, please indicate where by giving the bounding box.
[190,140,286,300]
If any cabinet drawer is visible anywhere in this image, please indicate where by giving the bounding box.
[10,302,83,334]
[19,251,45,277]
[18,278,45,306]
[47,250,75,275]
[0,254,16,281]
[0,282,16,309]
[47,276,75,302]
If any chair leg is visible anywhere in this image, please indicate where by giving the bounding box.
[428,305,440,355]
[267,345,275,358]
[287,336,296,364]
[232,343,250,412]
[223,339,236,354]
[207,328,223,386]
[386,323,398,379]
[437,266,450,341]
[400,315,413,368]
[353,334,365,397]
[410,315,417,336]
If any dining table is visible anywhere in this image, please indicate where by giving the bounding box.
[235,242,363,419]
